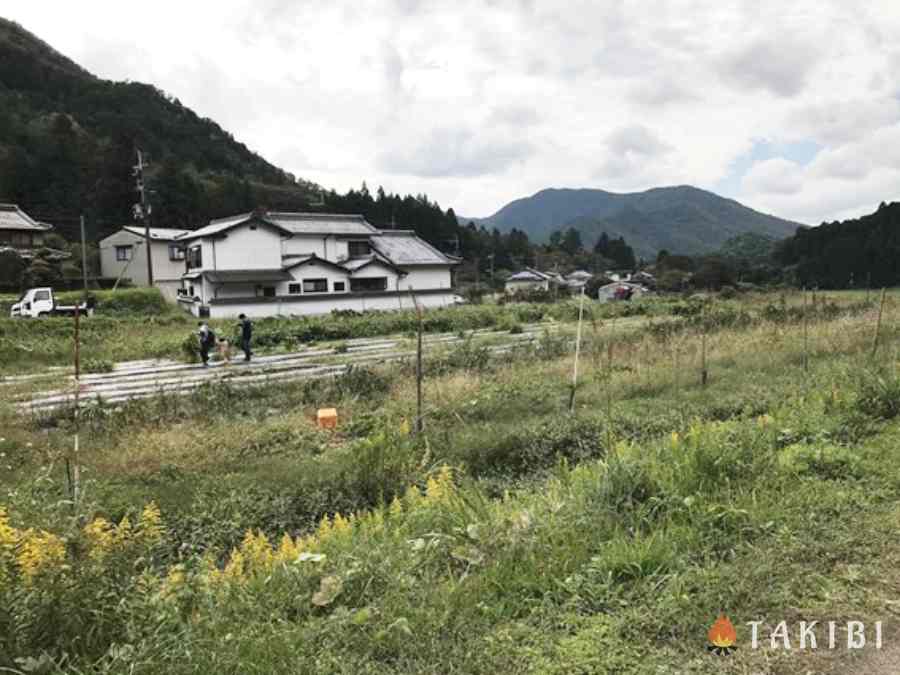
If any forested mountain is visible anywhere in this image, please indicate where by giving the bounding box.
[0,17,318,240]
[472,186,802,258]
[775,201,900,289]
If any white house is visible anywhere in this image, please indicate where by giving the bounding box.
[504,268,566,294]
[175,211,459,317]
[99,226,190,300]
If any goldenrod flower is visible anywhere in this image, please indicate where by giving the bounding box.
[16,529,65,583]
[223,548,245,580]
[137,502,164,543]
[332,513,351,536]
[316,515,333,542]
[83,517,115,562]
[388,496,403,519]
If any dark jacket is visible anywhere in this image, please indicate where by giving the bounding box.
[239,318,253,341]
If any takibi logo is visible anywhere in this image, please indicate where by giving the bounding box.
[707,615,737,655]
[705,616,885,654]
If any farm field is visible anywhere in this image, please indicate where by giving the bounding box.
[2,289,900,673]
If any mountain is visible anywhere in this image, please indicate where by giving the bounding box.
[470,186,804,258]
[0,18,318,240]
[775,201,900,289]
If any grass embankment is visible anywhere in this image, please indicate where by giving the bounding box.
[1,291,899,672]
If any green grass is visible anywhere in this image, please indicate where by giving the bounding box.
[1,290,899,672]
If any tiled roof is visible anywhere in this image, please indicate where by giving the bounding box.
[370,230,456,266]
[0,204,52,232]
[123,226,190,241]
[507,270,548,282]
[267,213,378,236]
[204,269,293,283]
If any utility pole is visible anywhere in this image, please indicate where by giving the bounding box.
[133,149,154,285]
[79,214,88,294]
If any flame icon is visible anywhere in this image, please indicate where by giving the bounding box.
[708,615,737,651]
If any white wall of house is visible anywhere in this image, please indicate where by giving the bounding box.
[180,290,458,318]
[283,260,352,294]
[349,261,401,292]
[398,266,452,292]
[212,226,284,270]
[99,230,186,289]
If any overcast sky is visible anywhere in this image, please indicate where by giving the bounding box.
[4,0,900,224]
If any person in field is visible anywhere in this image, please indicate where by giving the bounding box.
[197,321,215,367]
[217,336,232,365]
[238,314,253,362]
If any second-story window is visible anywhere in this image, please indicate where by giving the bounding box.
[187,245,203,269]
[348,241,371,258]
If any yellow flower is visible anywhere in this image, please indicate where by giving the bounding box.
[137,502,164,543]
[0,507,17,556]
[223,548,245,580]
[332,513,352,536]
[403,485,422,510]
[425,465,454,502]
[16,529,65,583]
[114,516,132,545]
[275,533,302,563]
[669,431,680,449]
[83,517,115,561]
[160,564,186,599]
[388,496,403,519]
[399,419,411,435]
[316,515,333,542]
[240,530,273,572]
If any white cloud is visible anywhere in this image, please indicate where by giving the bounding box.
[3,0,900,223]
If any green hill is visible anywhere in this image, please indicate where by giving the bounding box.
[472,186,803,258]
[0,17,319,240]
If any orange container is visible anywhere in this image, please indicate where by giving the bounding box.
[317,408,338,429]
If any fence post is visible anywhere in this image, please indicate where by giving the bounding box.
[700,303,708,387]
[802,288,809,373]
[410,290,424,434]
[872,288,887,359]
[569,286,586,413]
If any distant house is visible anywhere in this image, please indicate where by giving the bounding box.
[0,204,53,250]
[631,271,656,288]
[175,210,459,318]
[99,226,191,300]
[605,270,633,283]
[565,269,593,292]
[504,268,562,293]
[597,281,649,303]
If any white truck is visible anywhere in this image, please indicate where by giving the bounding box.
[9,288,92,319]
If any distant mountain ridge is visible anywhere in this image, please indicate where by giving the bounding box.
[467,186,804,258]
[0,17,318,239]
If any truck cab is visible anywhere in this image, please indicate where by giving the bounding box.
[9,288,91,318]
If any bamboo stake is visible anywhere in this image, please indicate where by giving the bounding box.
[802,288,809,373]
[411,290,424,434]
[569,286,586,413]
[68,305,81,509]
[872,288,887,359]
[700,303,708,387]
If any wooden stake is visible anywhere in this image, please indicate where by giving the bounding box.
[700,304,708,387]
[802,288,809,373]
[872,288,887,359]
[411,290,424,434]
[569,286,586,413]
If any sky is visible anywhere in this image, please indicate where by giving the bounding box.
[3,0,900,224]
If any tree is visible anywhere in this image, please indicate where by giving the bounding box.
[0,250,25,289]
[560,227,583,255]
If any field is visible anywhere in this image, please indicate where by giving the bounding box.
[2,289,900,673]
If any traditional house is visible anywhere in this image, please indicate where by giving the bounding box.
[504,268,566,294]
[99,227,190,299]
[565,269,593,292]
[0,204,53,249]
[175,211,459,317]
[596,281,649,303]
